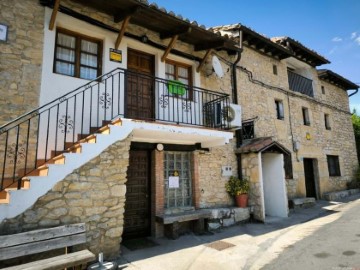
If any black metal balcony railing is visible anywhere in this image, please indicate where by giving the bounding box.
[287,70,314,97]
[0,68,230,192]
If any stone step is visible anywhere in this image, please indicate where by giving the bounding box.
[0,190,9,204]
[289,197,316,209]
[24,164,49,177]
[51,144,82,158]
[0,178,31,204]
[323,188,360,201]
[1,177,30,190]
[37,154,66,167]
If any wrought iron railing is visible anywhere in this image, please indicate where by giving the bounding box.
[287,70,314,97]
[0,68,230,192]
[241,120,255,141]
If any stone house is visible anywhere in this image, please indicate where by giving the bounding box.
[0,0,358,259]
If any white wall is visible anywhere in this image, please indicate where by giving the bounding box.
[37,9,206,158]
[261,153,288,217]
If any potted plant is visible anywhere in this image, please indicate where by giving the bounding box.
[225,176,250,208]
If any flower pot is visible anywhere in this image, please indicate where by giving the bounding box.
[235,194,248,208]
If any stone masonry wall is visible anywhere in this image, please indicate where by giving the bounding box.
[237,46,358,198]
[241,152,264,221]
[198,139,238,208]
[0,137,131,259]
[0,0,44,125]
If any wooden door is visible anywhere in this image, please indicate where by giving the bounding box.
[304,158,317,198]
[123,150,151,239]
[126,49,154,120]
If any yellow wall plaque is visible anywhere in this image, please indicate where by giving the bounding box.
[110,48,122,63]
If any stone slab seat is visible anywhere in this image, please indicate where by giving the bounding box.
[289,197,316,209]
[156,209,212,239]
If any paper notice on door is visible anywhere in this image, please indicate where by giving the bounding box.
[169,176,179,188]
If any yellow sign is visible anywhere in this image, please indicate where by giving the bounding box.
[110,48,122,63]
[306,132,311,140]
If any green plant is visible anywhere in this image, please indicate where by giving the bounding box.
[347,166,360,189]
[225,176,250,196]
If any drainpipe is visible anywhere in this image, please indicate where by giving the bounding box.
[232,30,243,105]
[348,88,359,98]
[232,29,243,179]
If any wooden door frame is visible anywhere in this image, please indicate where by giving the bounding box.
[126,48,155,120]
[303,158,319,199]
[123,146,152,239]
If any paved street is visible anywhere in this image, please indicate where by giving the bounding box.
[118,195,360,270]
[262,198,360,270]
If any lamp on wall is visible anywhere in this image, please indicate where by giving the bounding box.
[156,143,164,151]
[293,140,300,152]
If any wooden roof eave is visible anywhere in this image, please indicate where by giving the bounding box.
[318,71,359,90]
[43,0,239,54]
[111,0,239,54]
[234,32,291,61]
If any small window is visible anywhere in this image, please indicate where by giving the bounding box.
[327,155,341,176]
[321,86,325,94]
[54,28,102,80]
[302,107,310,126]
[324,114,331,130]
[273,65,278,75]
[165,60,193,99]
[275,100,284,120]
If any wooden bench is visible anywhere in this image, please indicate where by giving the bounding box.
[156,209,212,239]
[0,223,96,270]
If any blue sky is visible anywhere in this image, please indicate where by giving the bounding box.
[153,0,360,110]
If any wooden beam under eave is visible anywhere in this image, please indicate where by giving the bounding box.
[115,15,131,49]
[49,0,61,31]
[161,35,178,62]
[196,49,212,73]
[160,26,192,39]
[194,40,225,51]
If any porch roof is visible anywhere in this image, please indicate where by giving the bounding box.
[41,0,240,54]
[236,137,290,155]
[122,119,234,148]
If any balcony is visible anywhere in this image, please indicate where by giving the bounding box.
[287,70,314,97]
[0,68,231,192]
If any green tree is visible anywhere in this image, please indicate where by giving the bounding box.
[352,109,360,163]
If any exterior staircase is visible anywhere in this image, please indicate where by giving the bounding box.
[0,118,135,221]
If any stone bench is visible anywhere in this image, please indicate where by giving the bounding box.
[156,209,212,239]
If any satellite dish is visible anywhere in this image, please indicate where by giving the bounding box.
[212,55,224,78]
